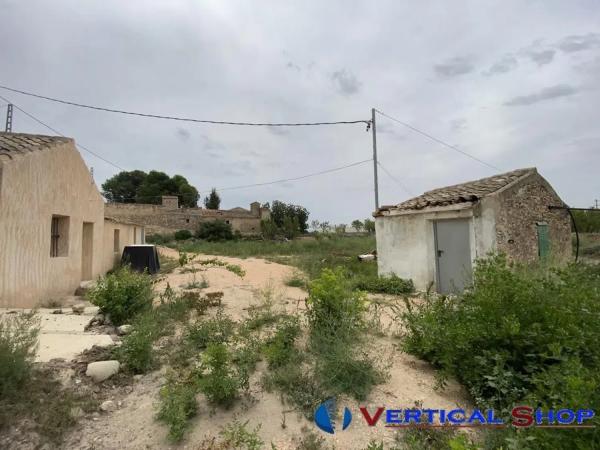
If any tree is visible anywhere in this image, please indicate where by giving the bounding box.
[196,220,233,241]
[270,200,309,234]
[101,170,147,203]
[204,188,221,210]
[319,222,331,233]
[103,170,199,207]
[335,224,347,234]
[351,220,364,232]
[363,219,375,234]
[311,220,320,232]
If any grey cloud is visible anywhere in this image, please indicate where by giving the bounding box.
[331,69,361,95]
[525,49,555,66]
[556,33,600,53]
[175,127,191,141]
[450,118,467,131]
[434,57,474,77]
[484,55,518,76]
[505,84,578,106]
[222,159,253,177]
[286,61,301,71]
[268,126,291,136]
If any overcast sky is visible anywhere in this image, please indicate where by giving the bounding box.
[1,1,599,223]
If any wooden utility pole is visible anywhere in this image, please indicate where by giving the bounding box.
[5,104,13,132]
[371,107,379,210]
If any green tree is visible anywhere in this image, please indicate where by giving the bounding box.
[363,219,375,234]
[204,188,221,210]
[101,170,147,203]
[351,220,364,232]
[270,200,309,234]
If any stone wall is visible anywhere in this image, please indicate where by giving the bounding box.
[495,173,571,263]
[104,202,270,235]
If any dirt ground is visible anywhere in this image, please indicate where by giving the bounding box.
[59,247,470,449]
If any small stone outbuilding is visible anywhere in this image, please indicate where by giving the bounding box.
[374,168,571,294]
[0,132,142,308]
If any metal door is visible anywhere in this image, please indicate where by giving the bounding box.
[434,219,472,294]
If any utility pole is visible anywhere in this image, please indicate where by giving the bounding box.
[595,199,598,209]
[5,104,13,132]
[371,107,379,210]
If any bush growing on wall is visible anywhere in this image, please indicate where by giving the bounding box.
[87,266,154,325]
[196,220,233,241]
[174,229,192,241]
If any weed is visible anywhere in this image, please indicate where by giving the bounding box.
[186,309,236,349]
[363,441,384,450]
[41,299,63,308]
[87,266,154,325]
[179,251,189,267]
[197,258,245,277]
[226,263,246,277]
[157,375,198,442]
[0,312,39,400]
[354,274,414,295]
[219,420,263,450]
[114,312,157,373]
[262,364,325,417]
[182,274,209,290]
[291,428,333,450]
[285,271,307,289]
[158,255,179,275]
[263,317,301,369]
[232,337,262,377]
[197,343,240,407]
[398,427,478,450]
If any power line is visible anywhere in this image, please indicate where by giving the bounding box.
[377,161,414,196]
[103,159,373,202]
[374,108,501,171]
[210,158,372,192]
[0,84,370,127]
[0,94,126,171]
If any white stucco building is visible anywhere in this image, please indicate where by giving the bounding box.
[374,168,571,294]
[0,132,142,308]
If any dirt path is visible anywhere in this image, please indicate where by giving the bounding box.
[64,249,470,449]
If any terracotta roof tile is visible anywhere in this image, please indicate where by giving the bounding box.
[379,168,537,212]
[0,132,72,161]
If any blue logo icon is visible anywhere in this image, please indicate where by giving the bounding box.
[314,398,352,434]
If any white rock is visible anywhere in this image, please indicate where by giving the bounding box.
[86,360,120,382]
[100,400,116,412]
[117,324,132,335]
[72,304,85,314]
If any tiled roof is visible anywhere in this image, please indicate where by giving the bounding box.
[0,132,72,161]
[378,168,537,213]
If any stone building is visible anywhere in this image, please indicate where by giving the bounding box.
[0,132,142,308]
[104,195,271,236]
[374,168,571,294]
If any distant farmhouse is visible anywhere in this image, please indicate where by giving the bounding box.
[374,168,571,294]
[0,132,142,308]
[105,195,271,236]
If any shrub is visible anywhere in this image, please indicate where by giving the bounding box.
[157,376,198,442]
[186,309,235,349]
[263,317,301,368]
[0,312,40,399]
[402,255,600,449]
[197,343,240,407]
[178,251,189,267]
[146,233,174,244]
[196,220,233,241]
[260,219,279,239]
[87,266,154,325]
[307,267,366,342]
[354,274,414,295]
[174,229,193,241]
[219,420,263,450]
[114,312,157,373]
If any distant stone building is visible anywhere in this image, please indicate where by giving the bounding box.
[104,195,271,236]
[374,168,571,294]
[0,132,142,308]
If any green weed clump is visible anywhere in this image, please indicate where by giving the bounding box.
[219,420,264,450]
[263,317,301,368]
[115,312,157,373]
[354,273,414,295]
[174,229,193,241]
[402,254,600,449]
[186,309,236,349]
[0,312,39,400]
[196,220,234,241]
[157,376,198,442]
[197,343,240,407]
[87,266,154,325]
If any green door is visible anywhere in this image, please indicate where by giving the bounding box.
[537,223,550,259]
